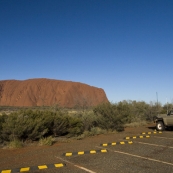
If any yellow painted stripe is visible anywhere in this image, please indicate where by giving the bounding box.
[159,131,162,133]
[120,142,125,144]
[126,137,130,139]
[142,132,145,134]
[38,165,48,169]
[101,149,107,153]
[148,132,151,134]
[139,136,143,138]
[20,167,30,172]
[133,136,136,139]
[128,141,133,144]
[1,170,11,173]
[111,142,116,145]
[65,153,72,156]
[90,150,96,154]
[78,151,84,155]
[153,131,157,134]
[146,135,150,138]
[102,143,108,146]
[54,163,64,167]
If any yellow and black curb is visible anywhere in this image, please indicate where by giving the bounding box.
[0,163,65,173]
[124,135,150,140]
[101,141,133,147]
[141,131,162,135]
[63,149,108,157]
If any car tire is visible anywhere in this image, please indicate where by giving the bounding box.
[156,121,165,131]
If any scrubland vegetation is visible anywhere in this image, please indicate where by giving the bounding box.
[0,100,172,148]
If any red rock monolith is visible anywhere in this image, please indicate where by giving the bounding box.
[0,78,108,108]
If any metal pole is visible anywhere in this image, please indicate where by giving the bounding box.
[156,92,158,115]
[166,98,168,114]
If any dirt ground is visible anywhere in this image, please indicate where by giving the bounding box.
[0,123,157,172]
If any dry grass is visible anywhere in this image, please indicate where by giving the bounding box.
[124,121,147,127]
[39,136,55,146]
[8,140,23,149]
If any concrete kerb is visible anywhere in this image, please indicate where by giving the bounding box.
[124,135,150,140]
[63,140,134,157]
[124,131,162,140]
[63,149,108,157]
[100,140,133,147]
[0,163,65,173]
[141,131,162,135]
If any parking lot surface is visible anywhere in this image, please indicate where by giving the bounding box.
[0,124,173,173]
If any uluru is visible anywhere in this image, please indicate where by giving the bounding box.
[0,78,108,108]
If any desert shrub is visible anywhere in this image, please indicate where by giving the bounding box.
[89,127,106,136]
[80,127,106,138]
[79,111,97,131]
[0,114,7,143]
[0,113,7,126]
[0,109,85,143]
[131,101,151,121]
[67,116,84,136]
[50,114,84,137]
[51,115,69,136]
[8,139,23,148]
[93,103,126,132]
[24,115,49,140]
[1,110,55,141]
[1,113,23,141]
[76,134,85,140]
[0,100,162,145]
[124,120,147,127]
[112,100,160,123]
[39,136,54,146]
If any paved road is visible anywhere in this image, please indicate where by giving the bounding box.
[55,131,173,173]
[1,129,173,173]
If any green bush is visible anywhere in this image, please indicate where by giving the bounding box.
[80,111,97,131]
[0,114,7,143]
[0,109,85,143]
[0,100,164,145]
[67,116,84,136]
[1,110,56,141]
[51,115,69,136]
[93,103,126,131]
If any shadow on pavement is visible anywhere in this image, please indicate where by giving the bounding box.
[147,126,156,130]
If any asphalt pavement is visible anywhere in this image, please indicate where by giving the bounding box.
[0,129,173,173]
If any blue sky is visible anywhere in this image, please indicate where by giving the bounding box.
[0,0,173,105]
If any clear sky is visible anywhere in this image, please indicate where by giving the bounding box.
[0,0,173,105]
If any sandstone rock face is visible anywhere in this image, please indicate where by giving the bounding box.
[0,78,108,108]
